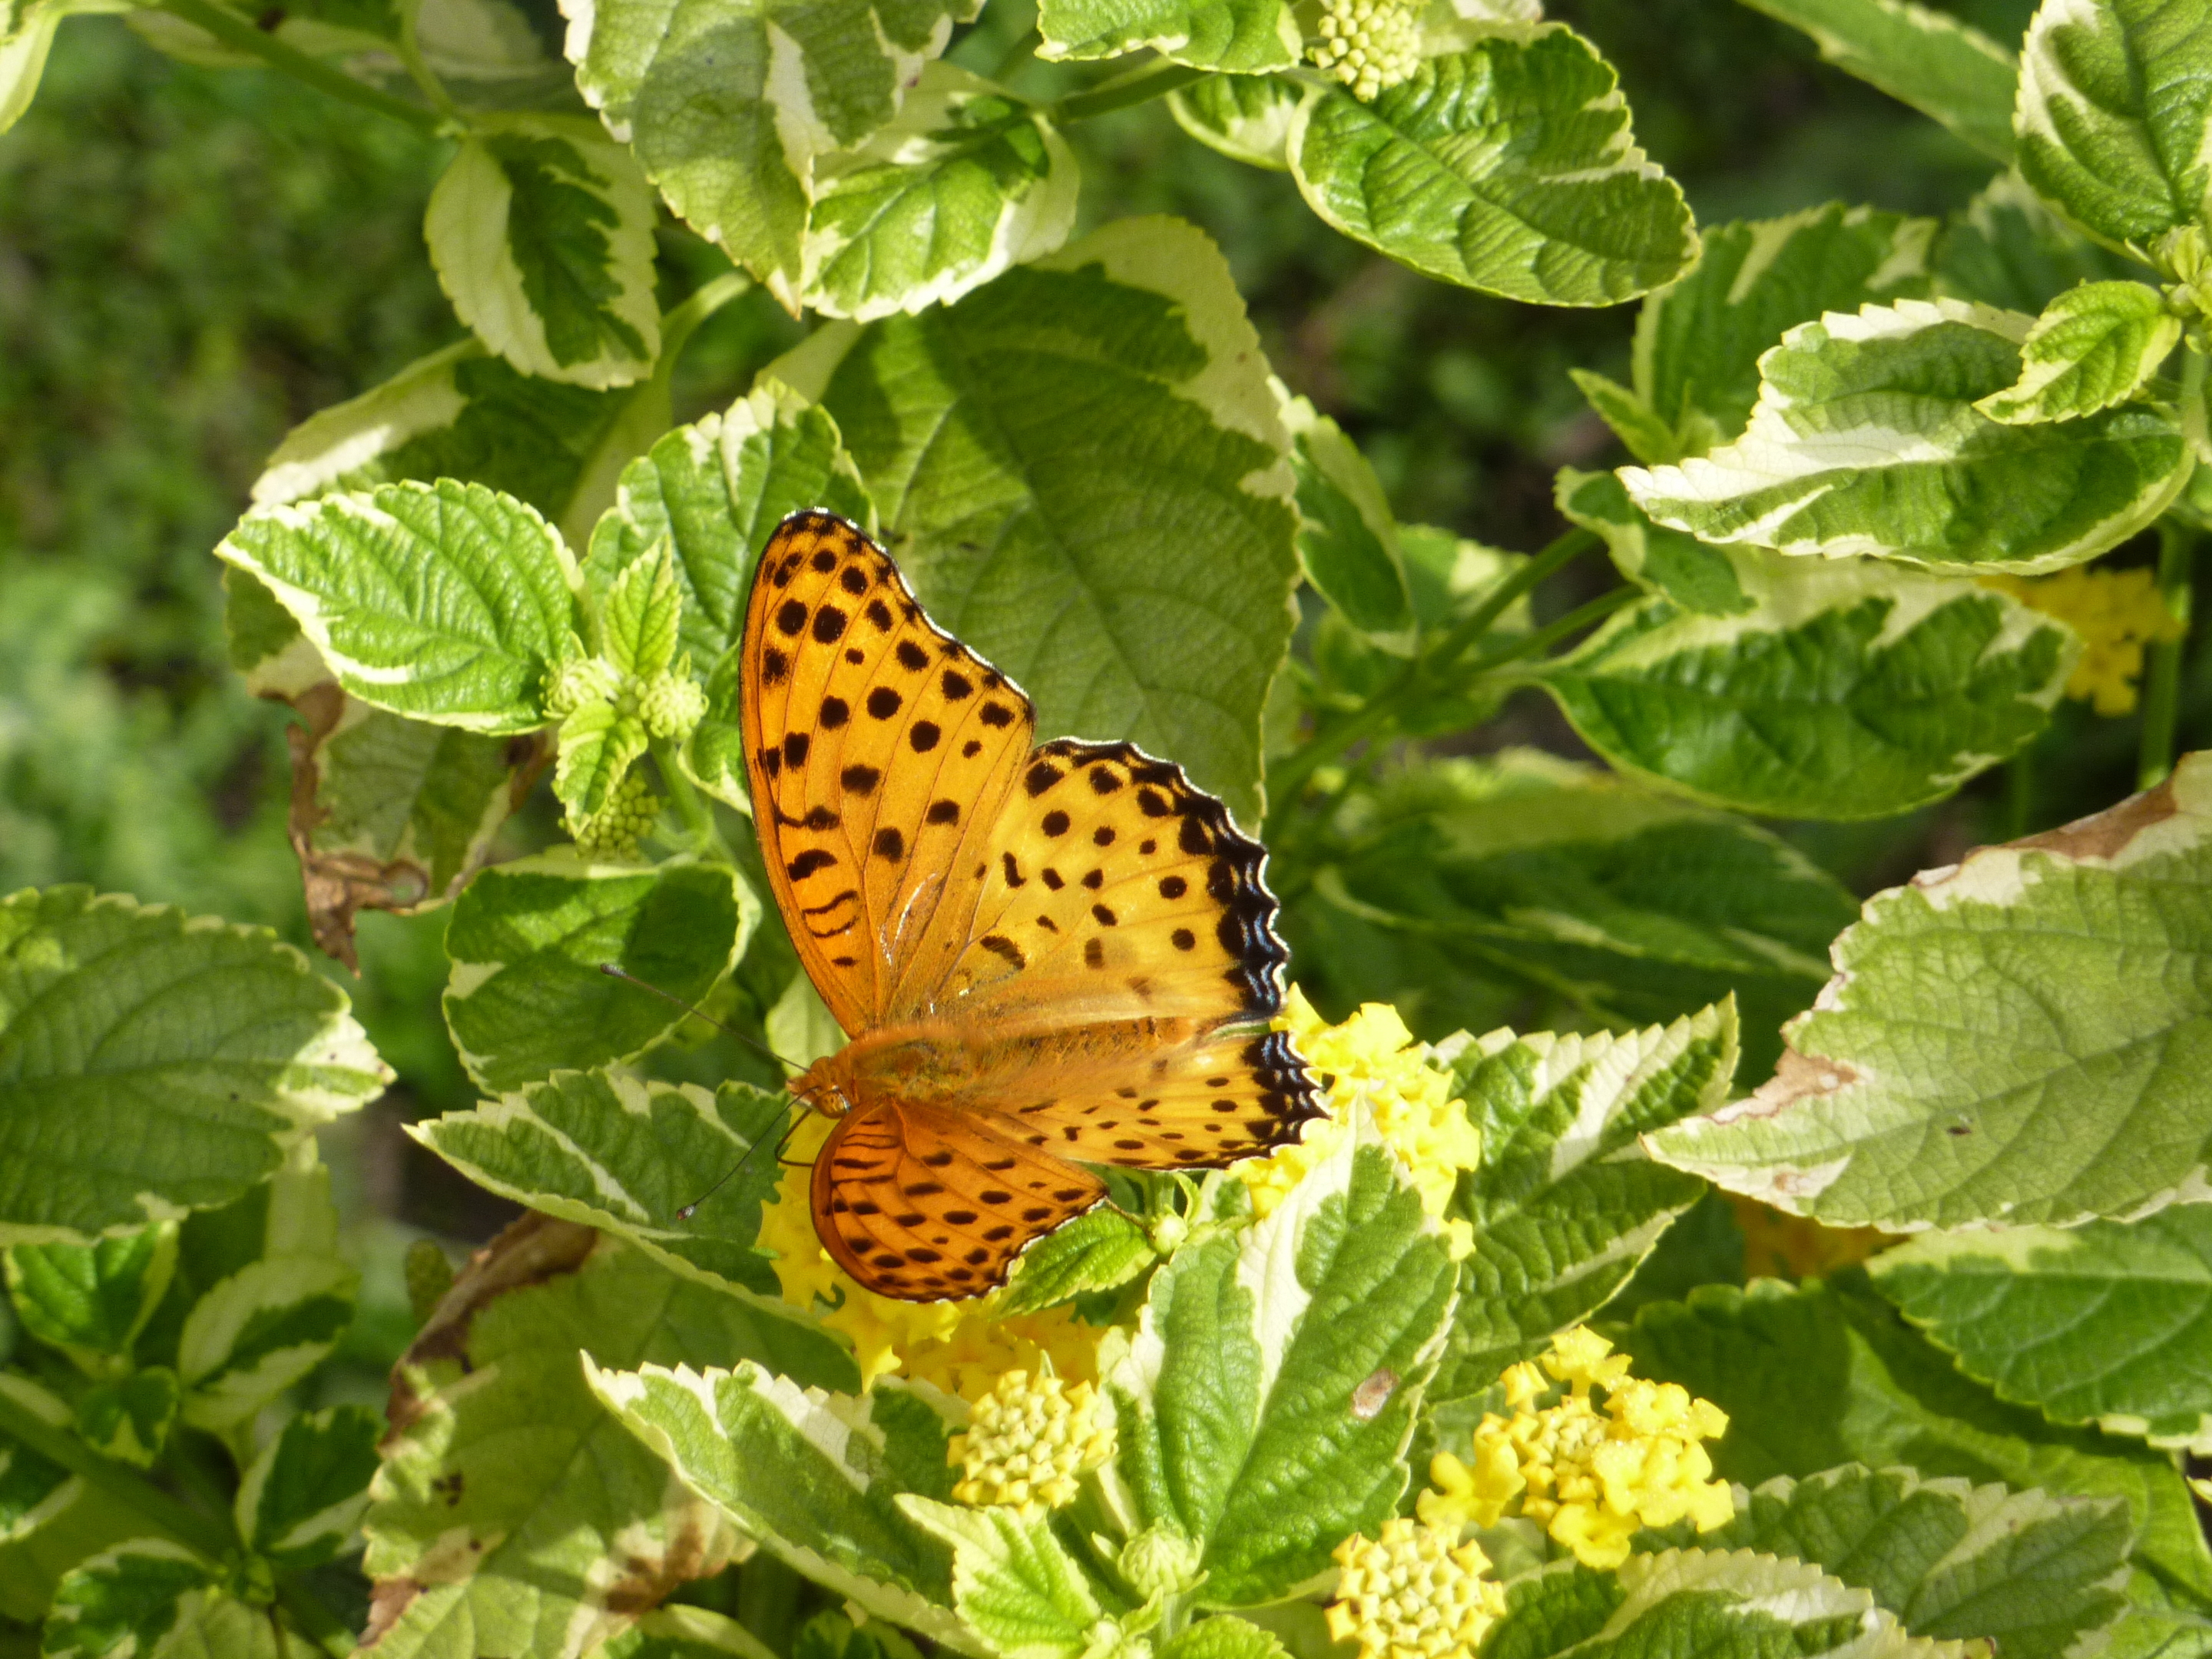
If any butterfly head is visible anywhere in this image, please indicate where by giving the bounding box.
[790,1055,856,1121]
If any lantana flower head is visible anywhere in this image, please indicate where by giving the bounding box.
[1241,989,1481,1253]
[1419,1325,1733,1570]
[1325,1518,1506,1659]
[1983,565,2184,716]
[949,1365,1115,1518]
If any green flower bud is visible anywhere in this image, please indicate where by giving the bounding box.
[576,770,661,860]
[1310,0,1421,100]
[1117,1525,1207,1601]
[545,652,621,719]
[637,671,709,739]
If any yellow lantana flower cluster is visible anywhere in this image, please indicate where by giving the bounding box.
[1324,1518,1508,1659]
[1983,566,2184,716]
[1420,1326,1733,1570]
[756,1114,1098,1396]
[1240,989,1482,1253]
[1310,0,1422,100]
[949,1366,1116,1518]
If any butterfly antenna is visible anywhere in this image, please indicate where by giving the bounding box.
[597,964,805,1077]
[675,1098,803,1220]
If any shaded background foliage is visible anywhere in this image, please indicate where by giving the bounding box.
[0,0,2201,1283]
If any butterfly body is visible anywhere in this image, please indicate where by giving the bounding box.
[741,510,1324,1301]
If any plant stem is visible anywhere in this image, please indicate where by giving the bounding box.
[736,1549,805,1653]
[2140,520,2198,790]
[393,0,462,123]
[990,25,1041,79]
[652,736,731,863]
[661,271,753,360]
[156,0,452,135]
[1054,58,1207,123]
[1260,527,1605,839]
[2002,739,2036,839]
[0,1387,233,1560]
[275,1578,359,1657]
[1474,585,1639,680]
[1425,526,1600,671]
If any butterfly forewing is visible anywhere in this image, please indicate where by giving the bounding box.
[811,1100,1107,1298]
[935,740,1291,1024]
[741,512,1038,1034]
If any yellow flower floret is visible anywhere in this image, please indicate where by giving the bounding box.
[1983,566,2184,716]
[1418,1326,1732,1570]
[1310,0,1422,100]
[757,1114,1098,1395]
[949,1366,1115,1518]
[1324,1518,1506,1659]
[1240,989,1481,1253]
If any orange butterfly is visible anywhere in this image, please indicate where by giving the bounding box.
[740,511,1325,1302]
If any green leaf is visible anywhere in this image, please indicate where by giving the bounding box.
[584,380,876,680]
[174,1141,356,1432]
[1037,0,1294,68]
[1738,0,2018,161]
[412,1071,789,1297]
[1547,470,2077,816]
[1558,468,1750,614]
[1628,204,1937,460]
[1651,752,2212,1230]
[773,217,1299,825]
[2016,0,2212,250]
[997,1207,1155,1316]
[1667,1465,2132,1659]
[1569,369,1683,467]
[1286,29,1696,305]
[586,1362,976,1651]
[442,855,755,1093]
[0,1375,150,1623]
[251,345,631,528]
[598,1605,785,1659]
[5,1226,177,1374]
[804,63,1081,322]
[41,1539,280,1659]
[1976,279,2181,422]
[267,687,550,971]
[0,887,388,1243]
[367,1231,855,1659]
[1316,752,1857,1078]
[218,478,584,733]
[1621,298,2190,575]
[554,698,649,824]
[428,114,661,389]
[1485,1547,1975,1659]
[561,0,972,300]
[72,1368,179,1469]
[1156,1621,1288,1659]
[1102,1122,1460,1606]
[1278,388,1413,637]
[1618,1277,2212,1659]
[235,1403,380,1571]
[1871,1207,2212,1453]
[1167,74,1304,171]
[900,1502,1111,1659]
[601,540,684,680]
[1934,171,2147,314]
[1434,1005,1729,1397]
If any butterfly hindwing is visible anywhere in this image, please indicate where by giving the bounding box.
[811,1099,1107,1298]
[962,1025,1320,1171]
[741,512,1038,1033]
